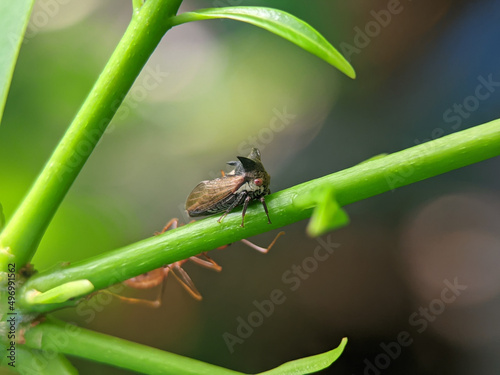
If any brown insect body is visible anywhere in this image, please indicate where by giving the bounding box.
[185,148,271,227]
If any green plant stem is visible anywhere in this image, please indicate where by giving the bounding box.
[0,0,182,271]
[14,346,78,375]
[132,0,144,14]
[19,119,500,313]
[23,317,243,375]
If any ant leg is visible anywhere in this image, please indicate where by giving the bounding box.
[154,218,179,235]
[124,268,165,289]
[189,253,222,272]
[169,263,203,301]
[101,280,164,308]
[239,231,285,254]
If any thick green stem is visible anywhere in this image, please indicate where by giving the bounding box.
[23,317,243,375]
[19,119,500,313]
[0,0,182,271]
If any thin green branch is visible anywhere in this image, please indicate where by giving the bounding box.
[0,0,183,272]
[19,119,500,314]
[23,317,244,375]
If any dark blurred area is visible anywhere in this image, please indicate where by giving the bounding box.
[1,0,500,374]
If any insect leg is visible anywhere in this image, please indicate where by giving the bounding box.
[239,231,285,254]
[189,253,222,272]
[260,196,272,224]
[102,279,165,308]
[154,217,179,235]
[124,268,165,289]
[217,193,247,224]
[217,212,229,223]
[240,195,252,227]
[169,263,203,301]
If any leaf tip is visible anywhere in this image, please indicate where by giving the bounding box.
[306,187,350,237]
[346,67,356,79]
[338,61,356,79]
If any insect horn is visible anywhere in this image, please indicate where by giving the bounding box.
[236,147,265,172]
[237,156,259,171]
[248,148,262,160]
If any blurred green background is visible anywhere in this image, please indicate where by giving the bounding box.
[1,0,500,374]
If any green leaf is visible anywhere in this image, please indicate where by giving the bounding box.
[307,187,350,237]
[256,337,348,375]
[172,7,355,79]
[0,202,5,232]
[25,279,94,305]
[293,186,350,237]
[0,1,35,125]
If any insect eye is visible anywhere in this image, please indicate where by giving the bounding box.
[254,178,263,186]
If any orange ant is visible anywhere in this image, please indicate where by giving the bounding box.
[109,218,284,307]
